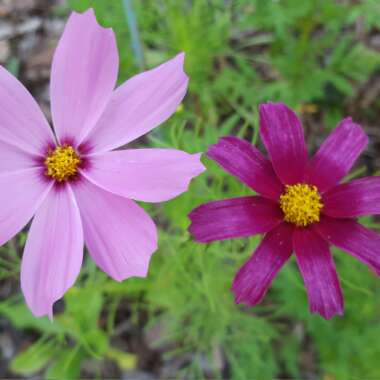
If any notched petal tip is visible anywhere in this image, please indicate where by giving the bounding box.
[174,51,186,67]
[259,101,289,113]
[311,305,344,320]
[123,239,158,281]
[233,298,249,307]
[187,208,205,242]
[337,117,369,149]
[176,51,186,63]
[172,51,189,82]
[71,7,114,33]
[232,288,258,308]
[341,116,352,123]
[339,117,368,143]
[70,8,95,23]
[111,251,155,282]
[178,153,206,199]
[187,224,204,244]
[259,102,301,127]
[231,268,264,307]
[211,135,242,146]
[192,152,206,174]
[23,294,54,319]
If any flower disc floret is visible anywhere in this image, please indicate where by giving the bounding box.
[45,145,81,182]
[279,183,323,227]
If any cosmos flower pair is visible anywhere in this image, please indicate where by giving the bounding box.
[1,9,379,321]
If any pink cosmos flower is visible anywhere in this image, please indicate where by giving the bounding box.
[0,9,205,318]
[189,102,380,319]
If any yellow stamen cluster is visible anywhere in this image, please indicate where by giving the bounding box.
[279,183,323,227]
[45,145,81,182]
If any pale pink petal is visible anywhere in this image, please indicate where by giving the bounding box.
[315,216,380,276]
[259,102,308,184]
[50,9,118,146]
[82,149,205,202]
[21,185,83,318]
[0,169,53,246]
[0,140,39,173]
[307,118,368,192]
[0,66,54,155]
[188,196,283,243]
[73,178,157,281]
[294,228,344,320]
[322,177,380,218]
[232,223,294,307]
[83,53,188,153]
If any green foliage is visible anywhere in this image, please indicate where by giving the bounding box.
[10,339,60,375]
[2,0,380,379]
[45,348,84,380]
[2,272,137,378]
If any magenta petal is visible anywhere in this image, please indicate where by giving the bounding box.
[189,196,283,243]
[73,178,157,281]
[83,53,188,153]
[232,223,294,306]
[50,9,118,146]
[259,102,308,185]
[0,169,53,246]
[21,186,83,318]
[315,216,380,276]
[0,66,54,155]
[323,176,380,218]
[307,118,368,192]
[207,136,283,200]
[82,149,205,202]
[293,228,344,320]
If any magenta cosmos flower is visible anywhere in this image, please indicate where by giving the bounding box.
[189,102,380,319]
[0,9,204,318]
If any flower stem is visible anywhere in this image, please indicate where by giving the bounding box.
[122,0,145,71]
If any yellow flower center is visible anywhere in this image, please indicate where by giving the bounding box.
[279,183,323,227]
[44,145,81,182]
